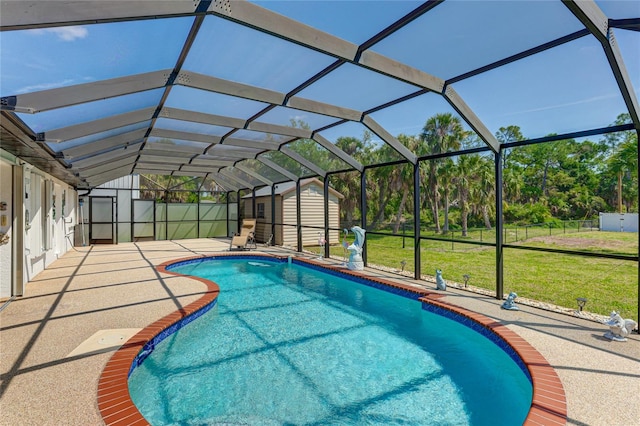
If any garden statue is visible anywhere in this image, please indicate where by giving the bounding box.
[603,311,637,342]
[435,269,446,291]
[347,226,366,270]
[342,228,349,264]
[317,232,326,260]
[502,292,519,310]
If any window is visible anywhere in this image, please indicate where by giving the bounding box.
[257,202,265,219]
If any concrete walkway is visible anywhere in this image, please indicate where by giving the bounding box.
[1,239,638,425]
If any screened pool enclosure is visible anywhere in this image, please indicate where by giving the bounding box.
[1,1,638,319]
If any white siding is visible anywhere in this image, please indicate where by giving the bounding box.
[282,183,341,247]
[98,175,139,194]
[243,196,282,244]
[282,191,298,248]
[0,160,13,299]
[327,192,341,244]
[18,162,77,287]
[599,213,639,232]
[242,181,342,248]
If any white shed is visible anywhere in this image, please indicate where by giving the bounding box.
[242,178,343,247]
[599,213,639,232]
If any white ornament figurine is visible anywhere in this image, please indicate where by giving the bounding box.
[603,311,637,342]
[435,269,447,291]
[501,292,519,310]
[347,226,366,271]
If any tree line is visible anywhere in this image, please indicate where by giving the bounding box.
[140,112,637,236]
[325,113,637,235]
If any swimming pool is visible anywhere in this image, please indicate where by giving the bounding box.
[127,255,533,425]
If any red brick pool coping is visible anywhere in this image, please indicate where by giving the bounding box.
[97,253,567,425]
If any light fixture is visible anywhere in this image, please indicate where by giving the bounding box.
[463,274,470,288]
[576,297,587,312]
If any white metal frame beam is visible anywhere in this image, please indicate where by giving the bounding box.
[247,121,312,139]
[223,137,282,151]
[137,154,188,165]
[180,164,221,174]
[218,168,255,190]
[177,71,285,106]
[44,107,156,142]
[76,156,137,177]
[443,86,500,152]
[208,173,240,192]
[312,134,364,172]
[0,1,199,30]
[2,70,171,113]
[68,143,142,168]
[205,146,261,159]
[257,157,299,182]
[141,144,205,156]
[234,163,274,186]
[61,128,147,159]
[188,158,236,168]
[149,128,220,145]
[159,107,245,129]
[361,115,417,164]
[280,146,327,178]
[208,0,358,60]
[563,0,640,130]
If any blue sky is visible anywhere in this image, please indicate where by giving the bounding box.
[1,0,638,146]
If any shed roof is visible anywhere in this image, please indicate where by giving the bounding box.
[242,178,344,199]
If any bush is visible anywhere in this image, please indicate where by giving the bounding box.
[504,202,554,225]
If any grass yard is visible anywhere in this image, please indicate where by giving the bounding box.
[316,230,638,318]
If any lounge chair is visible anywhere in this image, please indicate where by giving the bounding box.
[230,219,257,250]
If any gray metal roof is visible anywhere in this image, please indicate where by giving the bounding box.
[242,177,343,198]
[1,0,638,190]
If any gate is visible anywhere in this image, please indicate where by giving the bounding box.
[132,199,155,241]
[89,196,116,244]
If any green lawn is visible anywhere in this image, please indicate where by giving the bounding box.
[312,230,638,318]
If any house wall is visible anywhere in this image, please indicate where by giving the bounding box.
[0,158,13,299]
[0,151,77,298]
[24,165,77,284]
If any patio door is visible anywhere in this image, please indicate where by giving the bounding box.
[90,196,116,244]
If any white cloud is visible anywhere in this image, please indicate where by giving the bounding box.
[16,79,76,94]
[29,26,88,41]
[503,94,619,117]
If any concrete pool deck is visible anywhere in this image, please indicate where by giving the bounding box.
[1,239,638,425]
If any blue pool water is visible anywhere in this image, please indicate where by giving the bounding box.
[128,258,532,425]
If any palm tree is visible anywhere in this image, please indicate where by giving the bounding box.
[496,125,525,170]
[503,165,523,205]
[438,158,456,234]
[454,154,480,237]
[369,162,393,229]
[391,135,421,234]
[332,135,370,226]
[420,113,466,233]
[608,138,638,213]
[472,156,495,230]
